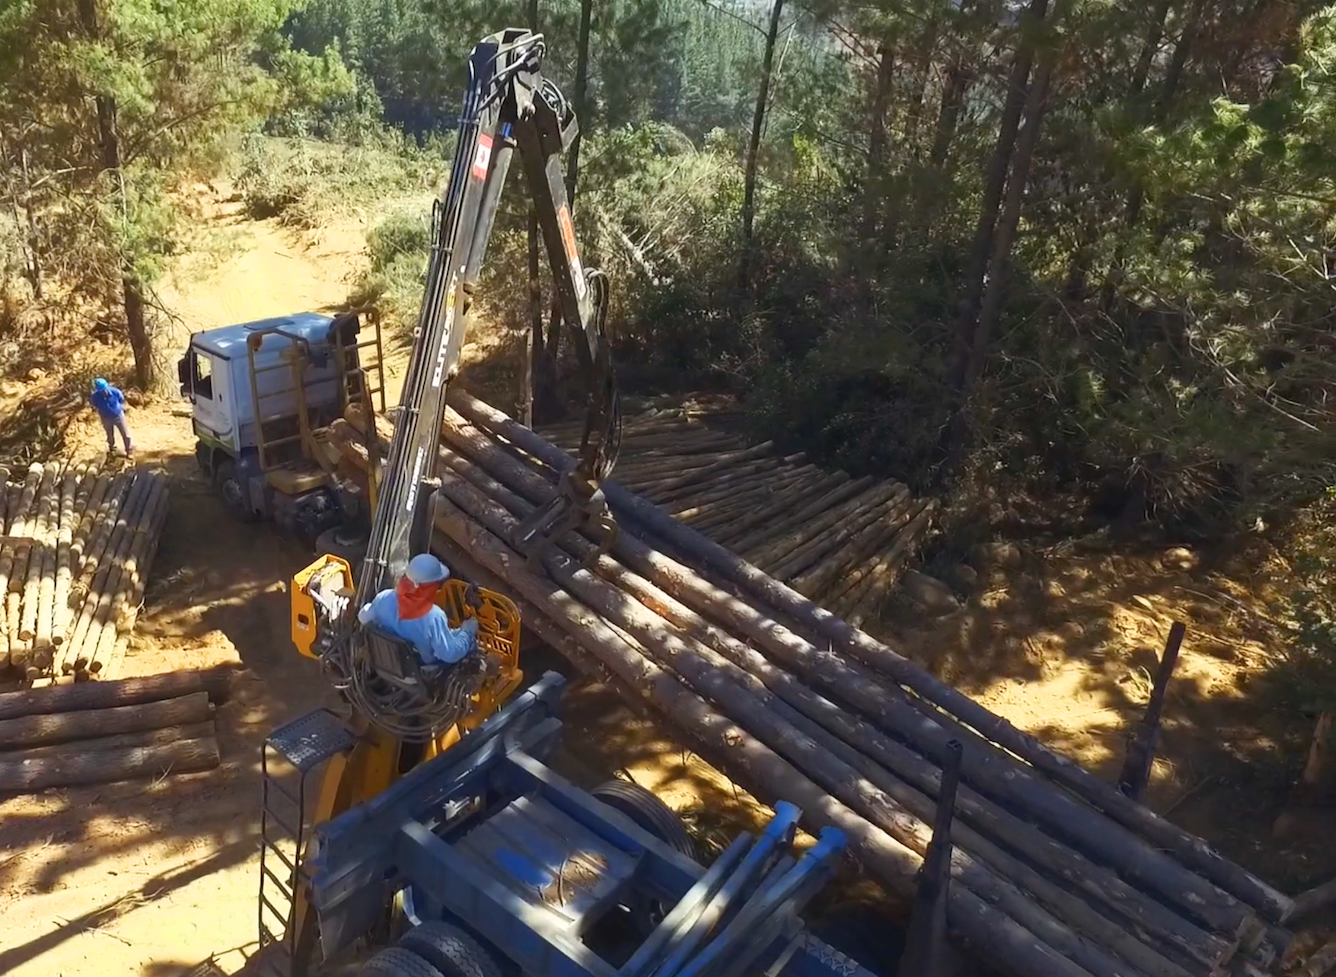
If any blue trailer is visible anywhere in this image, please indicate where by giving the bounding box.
[259,672,894,977]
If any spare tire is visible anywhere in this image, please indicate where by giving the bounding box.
[360,947,446,977]
[590,779,697,862]
[399,921,507,977]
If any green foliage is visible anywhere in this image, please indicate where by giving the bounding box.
[1270,489,1336,713]
[234,132,444,227]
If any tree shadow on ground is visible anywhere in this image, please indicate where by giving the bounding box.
[883,534,1329,891]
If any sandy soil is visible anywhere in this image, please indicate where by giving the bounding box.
[0,195,774,977]
[0,185,1331,977]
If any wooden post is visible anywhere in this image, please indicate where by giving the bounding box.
[1118,621,1187,801]
[900,739,962,977]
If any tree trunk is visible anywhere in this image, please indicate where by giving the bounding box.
[739,0,786,290]
[949,0,1049,383]
[19,149,42,300]
[952,39,1058,399]
[78,0,153,389]
[860,43,896,247]
[0,691,212,750]
[0,736,219,791]
[1130,0,1174,94]
[521,0,543,426]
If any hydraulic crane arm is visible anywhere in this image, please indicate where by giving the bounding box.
[360,28,621,609]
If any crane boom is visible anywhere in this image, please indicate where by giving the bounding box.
[360,28,621,608]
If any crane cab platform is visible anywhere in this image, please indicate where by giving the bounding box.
[280,672,880,977]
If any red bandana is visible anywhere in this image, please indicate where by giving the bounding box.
[395,577,440,620]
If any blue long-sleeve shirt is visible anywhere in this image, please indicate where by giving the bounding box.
[90,386,126,420]
[357,591,479,665]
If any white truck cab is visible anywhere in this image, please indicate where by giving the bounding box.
[178,311,384,547]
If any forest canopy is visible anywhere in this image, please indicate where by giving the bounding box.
[2,0,1336,537]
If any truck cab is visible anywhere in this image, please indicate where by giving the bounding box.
[178,310,385,548]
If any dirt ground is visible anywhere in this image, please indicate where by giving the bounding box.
[0,186,1331,976]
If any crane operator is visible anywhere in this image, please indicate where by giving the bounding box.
[356,554,479,665]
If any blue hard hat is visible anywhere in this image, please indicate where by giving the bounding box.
[93,378,109,392]
[405,553,450,585]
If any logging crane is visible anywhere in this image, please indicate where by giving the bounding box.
[249,28,949,977]
[256,27,625,977]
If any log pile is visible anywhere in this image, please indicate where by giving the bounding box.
[331,394,1297,977]
[538,408,936,623]
[0,669,228,792]
[0,463,170,685]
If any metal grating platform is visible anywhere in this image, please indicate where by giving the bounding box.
[265,708,357,771]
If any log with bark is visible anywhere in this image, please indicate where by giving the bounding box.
[431,494,1097,977]
[3,719,216,760]
[90,477,170,676]
[0,691,212,749]
[0,666,237,720]
[447,389,1294,926]
[426,434,1243,975]
[439,392,1291,951]
[0,735,220,791]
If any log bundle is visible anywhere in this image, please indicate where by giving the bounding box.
[537,407,936,624]
[0,669,228,792]
[331,394,1297,977]
[0,463,170,685]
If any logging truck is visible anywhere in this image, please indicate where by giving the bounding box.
[175,309,387,554]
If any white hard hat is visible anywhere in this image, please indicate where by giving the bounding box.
[405,553,450,585]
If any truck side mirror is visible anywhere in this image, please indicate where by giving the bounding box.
[177,353,191,400]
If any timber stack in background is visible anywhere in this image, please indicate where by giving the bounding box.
[0,462,170,688]
[328,391,1298,977]
[539,400,936,624]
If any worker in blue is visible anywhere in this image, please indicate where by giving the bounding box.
[90,378,134,457]
[357,553,480,665]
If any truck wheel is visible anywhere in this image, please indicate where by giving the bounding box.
[214,460,260,522]
[591,779,698,861]
[316,524,369,565]
[360,947,446,977]
[399,922,506,977]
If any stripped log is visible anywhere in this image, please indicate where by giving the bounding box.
[53,465,87,646]
[432,494,1095,977]
[0,736,220,791]
[14,464,58,668]
[5,720,216,760]
[426,425,1238,975]
[0,691,212,749]
[58,474,154,676]
[33,467,76,662]
[0,465,41,668]
[90,477,170,676]
[437,474,1151,977]
[447,390,1287,929]
[769,487,912,582]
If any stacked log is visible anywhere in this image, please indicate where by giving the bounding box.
[539,408,935,625]
[0,465,170,685]
[0,669,229,792]
[334,394,1295,977]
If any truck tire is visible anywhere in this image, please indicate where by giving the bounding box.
[591,779,697,861]
[399,922,506,977]
[214,459,260,522]
[316,524,369,565]
[360,947,446,977]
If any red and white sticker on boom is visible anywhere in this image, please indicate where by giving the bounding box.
[557,205,587,298]
[471,134,493,181]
